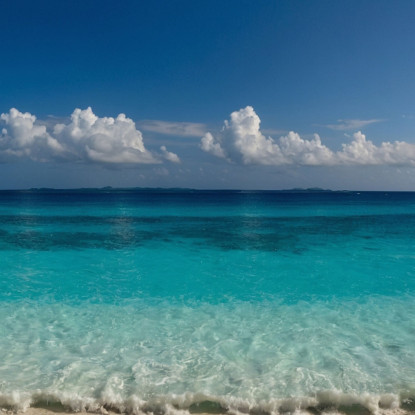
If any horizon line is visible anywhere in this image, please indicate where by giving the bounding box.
[0,186,414,193]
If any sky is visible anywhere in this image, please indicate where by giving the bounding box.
[1,0,415,190]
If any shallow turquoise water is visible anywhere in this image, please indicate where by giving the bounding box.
[1,190,415,413]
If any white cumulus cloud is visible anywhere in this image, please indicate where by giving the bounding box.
[0,107,180,165]
[53,107,157,164]
[338,131,415,165]
[201,106,415,167]
[0,108,64,161]
[200,106,334,166]
[200,132,226,159]
[160,145,181,163]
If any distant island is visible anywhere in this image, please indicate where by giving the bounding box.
[0,186,354,193]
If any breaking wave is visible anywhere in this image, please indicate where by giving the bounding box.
[1,389,415,415]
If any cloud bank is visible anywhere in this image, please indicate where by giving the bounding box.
[0,108,180,165]
[3,106,414,170]
[201,106,415,166]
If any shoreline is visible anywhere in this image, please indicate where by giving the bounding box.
[8,406,415,415]
[2,397,415,415]
[2,389,415,415]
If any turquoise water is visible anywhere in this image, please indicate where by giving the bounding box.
[1,190,415,414]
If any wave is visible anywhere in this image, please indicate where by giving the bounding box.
[1,389,415,415]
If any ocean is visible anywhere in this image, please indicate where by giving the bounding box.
[1,189,415,414]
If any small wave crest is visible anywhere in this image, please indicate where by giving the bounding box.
[1,390,415,415]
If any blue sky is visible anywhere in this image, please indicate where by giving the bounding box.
[1,0,415,189]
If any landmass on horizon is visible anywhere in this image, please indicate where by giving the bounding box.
[0,187,369,193]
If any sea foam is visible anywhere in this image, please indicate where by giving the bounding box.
[1,298,415,414]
